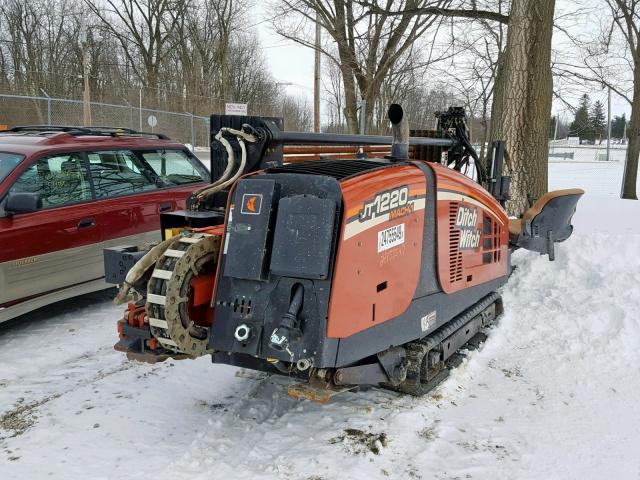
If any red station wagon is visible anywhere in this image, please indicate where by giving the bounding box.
[0,126,209,323]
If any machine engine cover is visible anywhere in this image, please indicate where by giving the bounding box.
[270,195,336,280]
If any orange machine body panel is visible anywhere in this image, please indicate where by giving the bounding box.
[431,163,509,293]
[327,165,427,338]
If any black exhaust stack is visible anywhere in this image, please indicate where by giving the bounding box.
[389,104,409,160]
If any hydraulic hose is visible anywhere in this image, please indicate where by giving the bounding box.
[192,130,236,198]
[195,128,255,203]
[269,284,305,352]
[212,135,248,191]
[114,235,180,305]
[119,127,256,302]
[287,283,305,317]
[456,124,487,185]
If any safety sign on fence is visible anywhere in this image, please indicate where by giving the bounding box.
[225,102,248,116]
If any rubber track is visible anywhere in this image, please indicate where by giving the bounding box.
[394,292,501,396]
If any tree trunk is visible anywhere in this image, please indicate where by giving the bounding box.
[491,0,555,215]
[622,61,640,199]
[339,62,359,132]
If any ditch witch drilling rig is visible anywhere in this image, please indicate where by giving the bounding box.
[104,104,583,401]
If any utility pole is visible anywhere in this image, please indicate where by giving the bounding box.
[82,34,92,126]
[313,10,321,133]
[607,86,611,162]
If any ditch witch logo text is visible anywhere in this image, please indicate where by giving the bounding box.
[455,205,481,250]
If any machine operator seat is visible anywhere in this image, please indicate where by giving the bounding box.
[508,188,584,261]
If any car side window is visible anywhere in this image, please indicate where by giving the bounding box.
[10,153,92,208]
[87,150,158,198]
[141,150,206,186]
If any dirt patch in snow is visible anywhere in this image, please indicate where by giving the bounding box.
[0,394,60,439]
[418,426,438,441]
[330,428,388,455]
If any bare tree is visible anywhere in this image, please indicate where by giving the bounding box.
[281,93,314,131]
[322,54,347,131]
[169,0,266,111]
[437,2,507,162]
[272,0,450,133]
[321,40,460,134]
[352,1,559,214]
[83,0,188,103]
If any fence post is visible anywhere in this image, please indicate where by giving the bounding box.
[122,98,134,129]
[190,113,195,148]
[40,89,51,125]
[139,88,142,131]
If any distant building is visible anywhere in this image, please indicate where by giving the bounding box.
[567,136,580,146]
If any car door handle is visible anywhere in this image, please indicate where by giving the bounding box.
[77,217,96,229]
[159,202,172,212]
[63,218,95,234]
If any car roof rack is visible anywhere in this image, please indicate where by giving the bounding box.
[0,125,170,140]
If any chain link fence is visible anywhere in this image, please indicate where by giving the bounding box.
[0,93,213,147]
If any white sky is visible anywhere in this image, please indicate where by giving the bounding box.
[254,4,315,100]
[254,1,632,125]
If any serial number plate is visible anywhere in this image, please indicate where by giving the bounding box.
[377,224,405,252]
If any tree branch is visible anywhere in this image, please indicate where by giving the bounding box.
[356,1,509,25]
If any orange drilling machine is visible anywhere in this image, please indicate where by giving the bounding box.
[104,105,582,400]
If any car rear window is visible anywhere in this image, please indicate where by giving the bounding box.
[87,150,158,198]
[0,152,24,184]
[140,150,207,186]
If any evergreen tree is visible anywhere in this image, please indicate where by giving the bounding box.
[611,114,627,139]
[590,100,606,142]
[570,94,593,141]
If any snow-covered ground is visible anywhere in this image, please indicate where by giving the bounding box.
[1,160,639,480]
